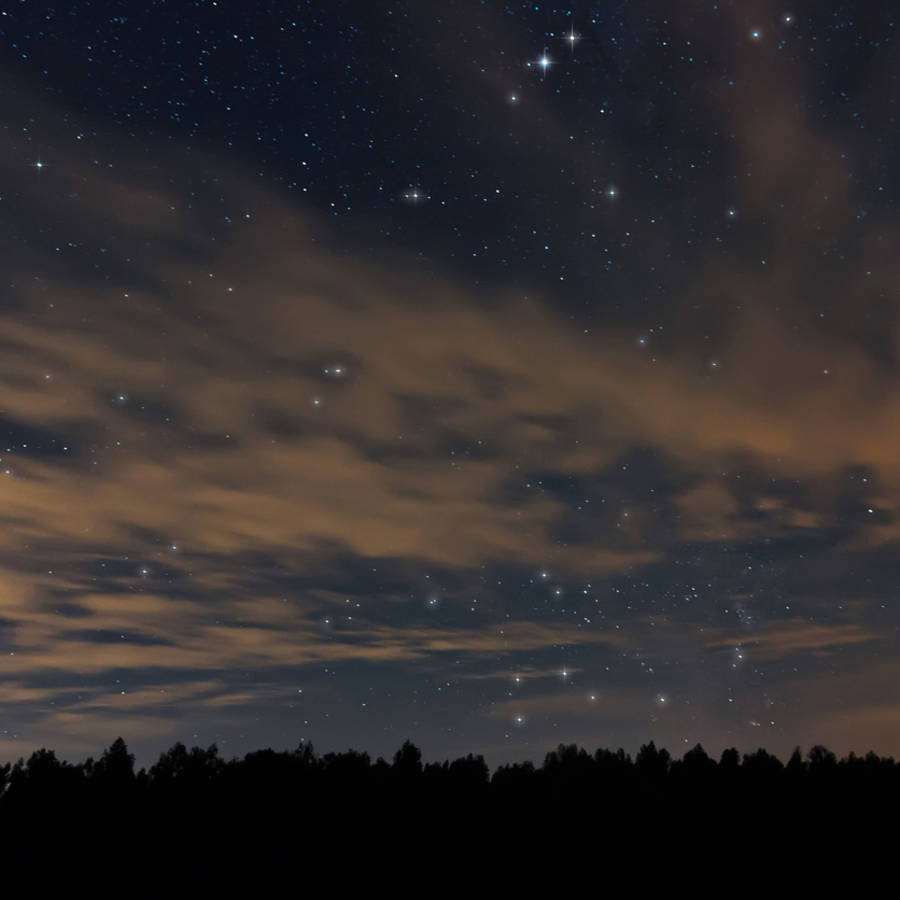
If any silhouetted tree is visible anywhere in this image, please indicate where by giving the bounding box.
[392,740,423,778]
[635,740,671,778]
[2,735,898,883]
[719,747,740,771]
[91,737,136,789]
[448,753,489,786]
[681,743,716,776]
[808,744,837,771]
[786,746,807,777]
[743,747,784,776]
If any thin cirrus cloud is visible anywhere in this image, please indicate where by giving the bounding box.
[706,620,884,661]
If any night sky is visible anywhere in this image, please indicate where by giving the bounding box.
[1,1,899,768]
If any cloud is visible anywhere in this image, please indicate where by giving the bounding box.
[3,103,900,589]
[0,600,629,675]
[707,620,883,661]
[1,74,900,759]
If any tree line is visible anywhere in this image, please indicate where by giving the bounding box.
[1,737,896,886]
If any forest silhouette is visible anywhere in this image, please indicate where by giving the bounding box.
[2,737,896,887]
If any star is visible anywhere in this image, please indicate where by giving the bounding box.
[749,28,762,40]
[530,50,552,78]
[402,187,427,204]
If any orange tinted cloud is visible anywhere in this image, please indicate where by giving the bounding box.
[2,81,900,759]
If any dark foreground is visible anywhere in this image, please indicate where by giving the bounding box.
[1,738,896,889]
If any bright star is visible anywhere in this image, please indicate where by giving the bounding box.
[531,49,552,77]
[750,28,762,40]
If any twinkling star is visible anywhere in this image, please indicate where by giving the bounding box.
[530,49,552,80]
